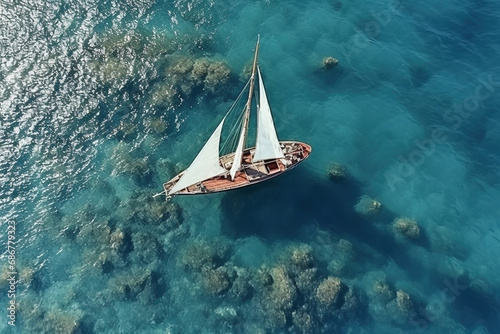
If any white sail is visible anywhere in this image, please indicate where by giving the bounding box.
[229,120,246,180]
[253,66,284,161]
[169,117,227,194]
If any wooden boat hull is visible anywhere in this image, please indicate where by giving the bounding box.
[163,141,311,197]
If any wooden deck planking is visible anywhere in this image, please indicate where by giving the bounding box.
[203,172,249,191]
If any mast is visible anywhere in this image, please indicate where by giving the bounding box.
[242,35,260,152]
[229,35,260,180]
[243,35,260,143]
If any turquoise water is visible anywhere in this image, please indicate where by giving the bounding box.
[1,0,500,333]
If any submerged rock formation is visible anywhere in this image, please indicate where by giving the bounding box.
[111,143,152,184]
[292,307,317,333]
[288,244,315,270]
[268,266,298,311]
[87,31,167,88]
[316,276,345,308]
[74,218,126,275]
[393,217,421,240]
[120,189,184,231]
[322,57,339,70]
[18,293,84,334]
[150,55,231,109]
[131,231,162,263]
[178,239,230,272]
[87,29,233,113]
[372,280,394,302]
[228,267,253,301]
[328,162,348,180]
[201,266,233,296]
[354,195,382,216]
[396,290,414,316]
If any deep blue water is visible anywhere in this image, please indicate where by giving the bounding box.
[1,0,500,333]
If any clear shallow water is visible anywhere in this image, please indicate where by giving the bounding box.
[1,0,499,333]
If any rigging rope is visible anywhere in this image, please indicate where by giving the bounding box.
[220,79,251,154]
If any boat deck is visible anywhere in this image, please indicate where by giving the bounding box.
[163,141,311,196]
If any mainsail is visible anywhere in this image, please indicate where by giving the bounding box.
[253,66,284,161]
[169,117,227,194]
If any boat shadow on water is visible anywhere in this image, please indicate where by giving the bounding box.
[220,166,428,273]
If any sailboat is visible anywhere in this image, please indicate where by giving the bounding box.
[157,36,312,200]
